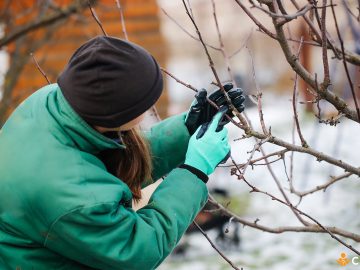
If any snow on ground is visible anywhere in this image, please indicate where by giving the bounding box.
[159,92,360,270]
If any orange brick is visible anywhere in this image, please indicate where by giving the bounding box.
[5,0,169,118]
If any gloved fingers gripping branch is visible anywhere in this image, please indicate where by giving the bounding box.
[227,88,246,113]
[184,89,207,135]
[207,82,233,107]
[218,85,246,126]
[185,82,246,135]
[207,82,233,105]
[184,109,231,176]
[203,82,233,126]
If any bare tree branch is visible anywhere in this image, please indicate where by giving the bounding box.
[330,0,360,121]
[291,0,360,65]
[247,46,269,135]
[292,37,308,147]
[220,149,289,168]
[295,172,354,196]
[252,3,313,22]
[173,0,360,254]
[0,0,89,48]
[88,0,107,36]
[30,53,51,84]
[161,43,360,191]
[209,195,360,242]
[115,0,128,40]
[160,7,221,51]
[234,0,278,40]
[193,221,243,270]
[234,1,360,123]
[320,0,330,85]
[182,0,250,134]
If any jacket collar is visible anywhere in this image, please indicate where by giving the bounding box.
[47,84,125,154]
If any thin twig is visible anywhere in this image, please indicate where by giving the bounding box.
[252,3,313,22]
[234,0,278,40]
[211,0,233,79]
[186,0,194,18]
[247,46,268,135]
[88,0,107,36]
[193,221,243,270]
[160,67,198,92]
[238,138,270,179]
[330,0,360,121]
[30,53,51,84]
[292,37,308,148]
[341,0,358,24]
[276,0,288,15]
[295,172,354,196]
[220,149,289,168]
[321,0,330,85]
[229,31,253,58]
[252,156,283,166]
[160,7,221,51]
[289,116,296,192]
[115,0,128,40]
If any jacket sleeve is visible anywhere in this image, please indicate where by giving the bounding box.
[43,168,208,270]
[144,112,190,182]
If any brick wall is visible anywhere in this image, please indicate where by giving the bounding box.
[2,0,169,119]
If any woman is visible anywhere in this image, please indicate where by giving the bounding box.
[0,36,244,269]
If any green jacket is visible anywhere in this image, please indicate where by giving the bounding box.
[0,84,208,269]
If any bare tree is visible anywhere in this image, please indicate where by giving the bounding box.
[5,0,360,269]
[159,0,360,268]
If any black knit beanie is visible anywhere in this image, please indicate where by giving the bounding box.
[57,36,163,128]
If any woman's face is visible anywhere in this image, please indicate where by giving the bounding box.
[94,113,146,133]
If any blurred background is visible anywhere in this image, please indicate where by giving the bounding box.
[1,0,360,269]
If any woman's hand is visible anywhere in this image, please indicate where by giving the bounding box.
[184,108,231,176]
[184,82,245,135]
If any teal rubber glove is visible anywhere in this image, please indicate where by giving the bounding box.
[184,109,231,175]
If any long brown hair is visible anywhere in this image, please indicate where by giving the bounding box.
[98,128,152,202]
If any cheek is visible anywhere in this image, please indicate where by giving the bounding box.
[136,115,146,124]
[120,119,141,130]
[119,113,146,131]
